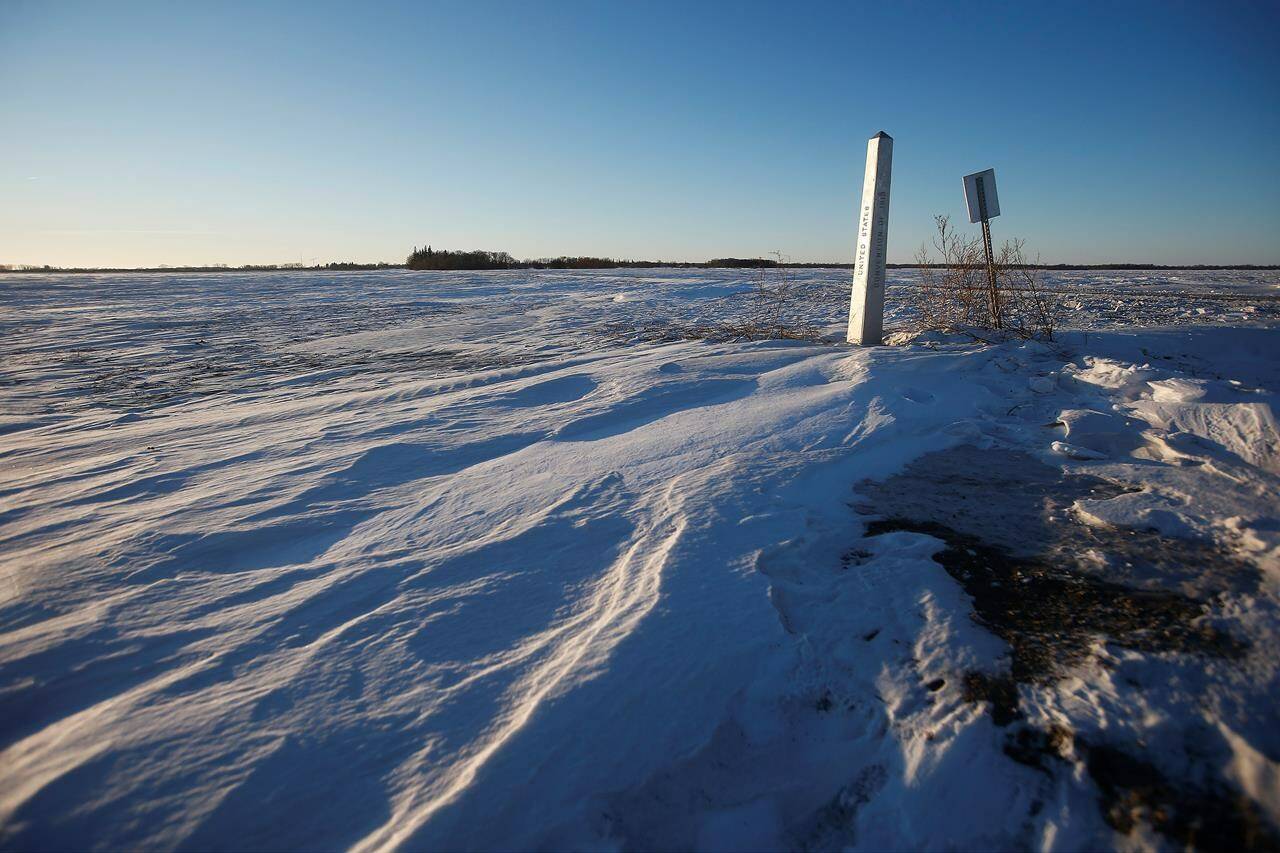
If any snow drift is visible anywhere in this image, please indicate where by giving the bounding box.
[1,269,1277,851]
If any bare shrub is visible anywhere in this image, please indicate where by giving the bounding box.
[597,252,826,345]
[723,252,822,341]
[913,215,1059,340]
[914,216,991,330]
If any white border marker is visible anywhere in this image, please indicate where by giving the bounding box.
[847,131,893,345]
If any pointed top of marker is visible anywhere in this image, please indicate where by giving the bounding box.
[872,131,892,140]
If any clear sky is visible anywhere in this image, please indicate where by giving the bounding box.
[2,0,1278,267]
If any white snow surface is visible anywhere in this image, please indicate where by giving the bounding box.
[1,268,1278,851]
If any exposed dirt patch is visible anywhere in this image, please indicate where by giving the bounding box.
[1083,742,1280,852]
[864,516,1245,689]
[995,721,1279,849]
[857,446,1270,849]
[855,445,1254,696]
[858,446,1259,598]
[858,447,1254,696]
[960,671,1023,727]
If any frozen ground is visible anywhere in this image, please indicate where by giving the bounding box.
[1,268,1277,851]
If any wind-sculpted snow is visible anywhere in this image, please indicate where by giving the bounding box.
[0,270,1277,850]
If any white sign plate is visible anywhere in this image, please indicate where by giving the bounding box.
[963,168,1000,223]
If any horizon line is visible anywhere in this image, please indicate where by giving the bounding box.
[5,261,1280,274]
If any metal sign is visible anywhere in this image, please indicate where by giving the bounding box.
[963,169,1000,224]
[963,167,1002,327]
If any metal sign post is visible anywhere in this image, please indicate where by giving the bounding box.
[848,131,893,345]
[962,168,1001,328]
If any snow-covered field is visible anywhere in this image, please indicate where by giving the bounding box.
[1,268,1278,851]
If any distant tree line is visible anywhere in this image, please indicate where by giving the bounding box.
[707,258,779,268]
[404,247,1280,272]
[5,254,1278,275]
[406,246,794,271]
[405,247,517,270]
[321,261,401,270]
[405,247,644,270]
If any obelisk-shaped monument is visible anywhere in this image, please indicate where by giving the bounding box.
[847,131,893,345]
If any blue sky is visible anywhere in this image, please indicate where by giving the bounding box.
[2,0,1277,266]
